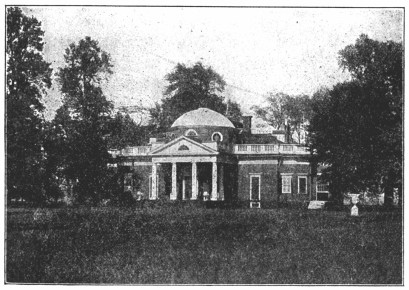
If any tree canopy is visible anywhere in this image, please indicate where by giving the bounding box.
[252,93,312,144]
[6,7,52,203]
[54,37,114,204]
[149,62,242,131]
[107,112,154,149]
[308,34,402,202]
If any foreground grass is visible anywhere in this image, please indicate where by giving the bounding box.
[6,205,402,284]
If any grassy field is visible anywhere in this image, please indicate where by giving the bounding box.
[6,204,402,284]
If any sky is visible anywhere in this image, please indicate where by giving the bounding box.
[21,6,403,120]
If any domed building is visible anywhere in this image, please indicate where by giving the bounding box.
[110,108,326,207]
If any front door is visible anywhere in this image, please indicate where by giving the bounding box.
[183,176,192,199]
[250,175,260,201]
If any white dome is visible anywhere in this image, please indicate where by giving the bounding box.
[171,108,235,128]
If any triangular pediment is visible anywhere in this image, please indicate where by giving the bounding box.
[149,136,218,156]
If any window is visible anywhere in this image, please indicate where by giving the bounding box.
[178,145,189,151]
[282,175,292,193]
[316,183,329,193]
[298,176,307,194]
[250,174,261,201]
[316,179,329,201]
[124,173,133,191]
[185,129,198,137]
[211,132,223,142]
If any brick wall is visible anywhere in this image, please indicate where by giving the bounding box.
[236,159,314,205]
[237,163,278,202]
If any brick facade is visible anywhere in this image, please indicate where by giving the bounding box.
[112,108,320,206]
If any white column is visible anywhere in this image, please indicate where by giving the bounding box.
[219,163,224,201]
[151,163,157,200]
[211,162,218,200]
[171,162,177,200]
[182,177,186,200]
[191,162,198,200]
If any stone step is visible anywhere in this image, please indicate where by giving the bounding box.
[308,200,327,210]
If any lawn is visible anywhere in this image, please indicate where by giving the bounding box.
[6,204,402,284]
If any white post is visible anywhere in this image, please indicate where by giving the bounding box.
[171,162,177,200]
[191,162,198,200]
[211,162,218,200]
[151,163,157,200]
[182,177,186,200]
[350,194,360,216]
[219,163,224,201]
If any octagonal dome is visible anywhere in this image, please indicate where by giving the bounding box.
[171,108,235,128]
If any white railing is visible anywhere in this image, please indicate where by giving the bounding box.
[109,146,151,157]
[234,144,309,155]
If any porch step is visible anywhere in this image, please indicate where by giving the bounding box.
[308,200,327,210]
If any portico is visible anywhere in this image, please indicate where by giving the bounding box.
[151,155,225,201]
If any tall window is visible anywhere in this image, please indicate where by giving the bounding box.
[282,176,292,193]
[316,180,329,201]
[250,174,261,201]
[124,173,133,192]
[298,176,307,194]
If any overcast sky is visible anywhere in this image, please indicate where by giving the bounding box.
[21,6,403,120]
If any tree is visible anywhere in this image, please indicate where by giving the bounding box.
[55,36,114,204]
[252,93,312,144]
[225,98,244,125]
[6,7,52,203]
[282,95,312,144]
[149,62,241,131]
[107,112,153,149]
[252,92,288,130]
[308,35,403,203]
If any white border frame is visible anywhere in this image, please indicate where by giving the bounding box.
[249,173,261,201]
[298,176,307,194]
[211,131,224,142]
[185,128,198,137]
[281,175,292,194]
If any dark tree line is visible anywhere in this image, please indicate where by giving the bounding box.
[308,34,402,204]
[6,7,52,203]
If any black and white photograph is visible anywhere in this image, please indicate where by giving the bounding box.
[4,2,404,285]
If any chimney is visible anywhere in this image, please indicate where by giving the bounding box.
[242,115,252,134]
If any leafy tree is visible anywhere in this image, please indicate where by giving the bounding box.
[225,98,244,125]
[309,35,402,203]
[282,95,312,144]
[55,37,114,204]
[107,112,153,149]
[252,92,288,130]
[149,62,241,131]
[252,93,312,144]
[6,7,52,203]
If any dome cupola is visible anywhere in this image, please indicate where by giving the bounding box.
[171,108,235,128]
